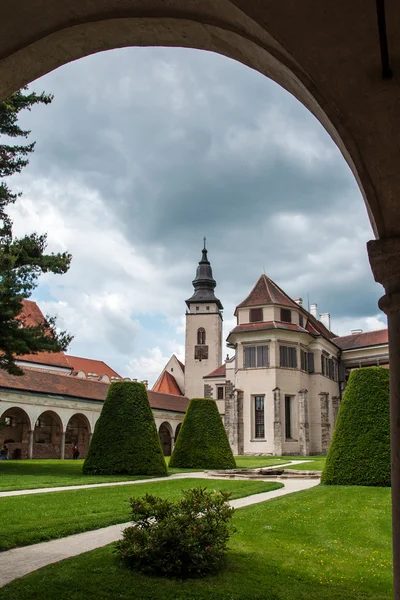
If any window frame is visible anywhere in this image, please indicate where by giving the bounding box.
[197,327,206,345]
[279,345,297,369]
[280,308,292,323]
[217,386,224,400]
[254,395,265,439]
[243,345,269,369]
[249,307,263,323]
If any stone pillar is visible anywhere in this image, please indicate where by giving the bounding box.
[298,389,310,456]
[319,393,330,453]
[28,430,34,459]
[224,380,243,455]
[237,391,244,455]
[368,236,400,600]
[332,396,341,428]
[60,431,66,460]
[89,433,93,446]
[273,387,282,455]
[171,436,175,453]
[204,384,213,398]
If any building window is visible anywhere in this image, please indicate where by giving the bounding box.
[285,395,293,439]
[254,395,265,439]
[206,306,210,311]
[280,346,297,368]
[217,386,224,400]
[244,345,269,369]
[281,308,292,323]
[299,314,304,328]
[321,354,329,376]
[300,350,308,372]
[197,328,206,345]
[249,308,263,323]
[308,352,315,373]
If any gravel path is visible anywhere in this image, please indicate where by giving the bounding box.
[0,474,319,588]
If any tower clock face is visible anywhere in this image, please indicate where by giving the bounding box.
[195,345,209,360]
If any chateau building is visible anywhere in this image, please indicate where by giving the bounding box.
[154,246,389,456]
[0,302,187,460]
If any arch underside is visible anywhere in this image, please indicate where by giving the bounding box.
[1,1,396,238]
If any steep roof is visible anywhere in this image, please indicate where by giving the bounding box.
[66,355,121,378]
[176,357,185,373]
[0,368,189,413]
[18,299,46,327]
[235,274,298,314]
[229,322,308,335]
[152,370,183,396]
[333,329,388,350]
[204,364,226,379]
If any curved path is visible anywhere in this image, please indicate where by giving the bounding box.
[0,474,319,588]
[0,460,313,498]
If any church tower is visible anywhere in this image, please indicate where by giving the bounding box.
[184,242,223,399]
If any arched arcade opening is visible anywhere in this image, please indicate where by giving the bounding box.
[0,407,31,459]
[33,410,63,459]
[159,422,173,456]
[66,413,91,459]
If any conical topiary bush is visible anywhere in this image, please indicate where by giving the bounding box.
[83,381,167,476]
[321,366,390,487]
[169,398,236,469]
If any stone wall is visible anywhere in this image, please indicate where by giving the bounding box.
[204,384,213,399]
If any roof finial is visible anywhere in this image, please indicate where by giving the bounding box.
[203,236,206,250]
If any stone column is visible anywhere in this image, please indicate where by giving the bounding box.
[332,396,341,428]
[237,391,244,455]
[171,436,175,453]
[319,393,330,453]
[89,433,93,446]
[368,236,400,600]
[273,388,282,455]
[28,430,34,459]
[298,389,310,456]
[60,431,66,460]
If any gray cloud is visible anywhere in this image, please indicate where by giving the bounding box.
[8,46,384,379]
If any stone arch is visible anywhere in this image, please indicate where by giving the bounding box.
[0,3,390,238]
[0,407,32,459]
[159,421,173,456]
[65,413,91,459]
[33,410,63,459]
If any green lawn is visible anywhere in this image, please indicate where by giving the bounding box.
[0,478,283,551]
[0,456,292,491]
[0,485,392,600]
[283,456,326,471]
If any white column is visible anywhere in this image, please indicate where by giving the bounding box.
[60,432,66,460]
[28,430,34,459]
[368,236,400,600]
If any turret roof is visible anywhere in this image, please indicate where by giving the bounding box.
[186,244,223,309]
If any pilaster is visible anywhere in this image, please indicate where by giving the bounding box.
[273,387,282,456]
[319,392,330,453]
[298,389,310,456]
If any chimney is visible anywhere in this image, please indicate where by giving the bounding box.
[319,312,331,331]
[351,329,363,335]
[141,380,148,389]
[310,303,318,318]
[294,297,303,306]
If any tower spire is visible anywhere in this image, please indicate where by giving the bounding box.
[186,243,223,309]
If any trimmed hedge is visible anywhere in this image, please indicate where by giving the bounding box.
[321,367,390,487]
[83,381,167,476]
[169,398,236,470]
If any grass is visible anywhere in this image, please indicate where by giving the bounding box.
[0,478,283,551]
[0,456,292,491]
[0,485,392,600]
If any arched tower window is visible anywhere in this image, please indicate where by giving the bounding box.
[197,328,206,345]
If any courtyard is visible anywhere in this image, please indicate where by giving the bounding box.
[0,456,393,599]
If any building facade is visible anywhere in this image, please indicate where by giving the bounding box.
[155,247,389,456]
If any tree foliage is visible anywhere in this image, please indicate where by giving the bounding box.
[321,367,390,487]
[83,381,168,476]
[0,87,72,375]
[169,398,236,470]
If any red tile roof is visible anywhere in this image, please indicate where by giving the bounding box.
[0,368,189,413]
[66,355,121,379]
[235,274,299,314]
[15,300,72,369]
[333,329,388,351]
[18,299,46,327]
[204,364,226,378]
[152,371,183,396]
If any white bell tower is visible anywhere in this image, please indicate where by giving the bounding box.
[184,241,223,399]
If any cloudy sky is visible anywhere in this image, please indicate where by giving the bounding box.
[7,47,386,383]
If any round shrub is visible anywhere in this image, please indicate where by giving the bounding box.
[115,487,235,578]
[83,381,167,476]
[169,398,236,469]
[321,366,390,487]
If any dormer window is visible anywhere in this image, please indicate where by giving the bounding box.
[299,314,304,328]
[250,308,263,323]
[280,308,292,323]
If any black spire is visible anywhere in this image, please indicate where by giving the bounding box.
[186,243,223,309]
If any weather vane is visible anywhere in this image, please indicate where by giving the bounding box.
[203,237,206,250]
